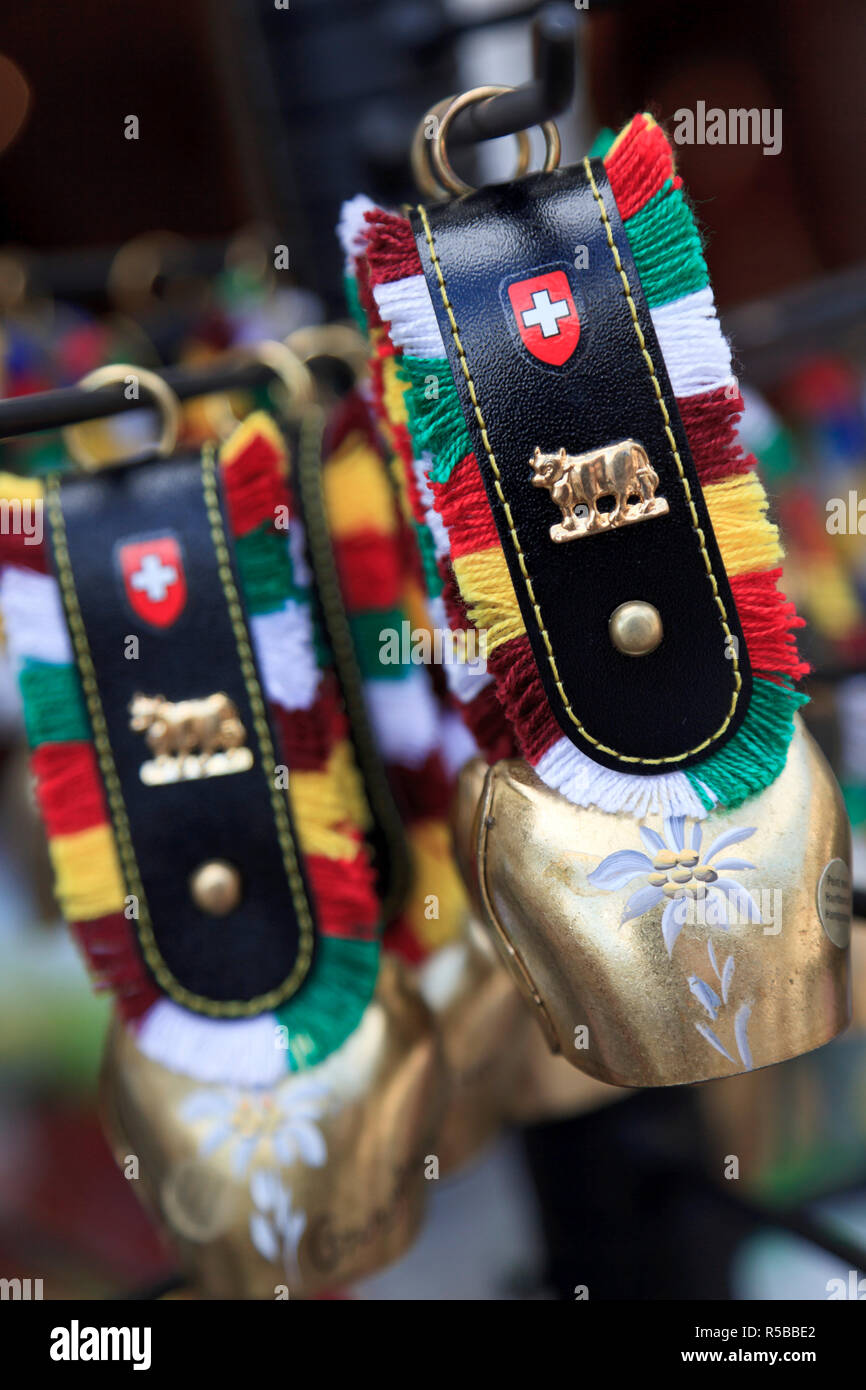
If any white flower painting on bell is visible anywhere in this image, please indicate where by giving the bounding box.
[588,814,761,957]
[588,814,760,1070]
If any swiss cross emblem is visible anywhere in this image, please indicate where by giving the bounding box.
[119,535,187,628]
[507,270,580,367]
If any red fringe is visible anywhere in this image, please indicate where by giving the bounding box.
[221,428,290,537]
[355,254,384,330]
[334,529,403,611]
[70,915,159,1023]
[438,549,517,758]
[384,914,427,966]
[678,387,755,487]
[777,487,834,558]
[399,517,429,600]
[390,420,415,471]
[387,750,455,823]
[269,675,347,772]
[31,742,107,837]
[306,851,379,941]
[395,442,427,529]
[438,558,470,631]
[461,682,519,763]
[0,533,48,573]
[323,388,377,458]
[729,569,810,682]
[364,209,423,286]
[487,635,561,763]
[604,113,681,222]
[676,389,807,677]
[430,453,500,558]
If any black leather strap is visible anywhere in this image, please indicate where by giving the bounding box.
[411,159,751,772]
[46,450,316,1015]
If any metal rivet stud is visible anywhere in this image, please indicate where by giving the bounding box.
[609,601,663,657]
[190,860,242,916]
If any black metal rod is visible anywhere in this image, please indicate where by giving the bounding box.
[448,3,576,148]
[676,1165,866,1280]
[0,361,277,440]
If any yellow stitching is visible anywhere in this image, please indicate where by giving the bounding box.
[416,174,741,767]
[46,457,313,1017]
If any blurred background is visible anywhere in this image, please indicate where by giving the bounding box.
[0,0,865,1300]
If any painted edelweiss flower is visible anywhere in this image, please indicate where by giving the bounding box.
[178,1076,329,1177]
[249,1169,306,1276]
[587,815,762,956]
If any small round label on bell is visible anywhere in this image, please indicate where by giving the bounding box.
[161,1158,236,1242]
[817,858,852,948]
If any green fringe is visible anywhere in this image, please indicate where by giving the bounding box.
[233,523,296,615]
[349,608,409,680]
[842,782,866,830]
[398,355,473,484]
[19,661,90,746]
[343,273,367,337]
[623,182,709,308]
[414,518,443,598]
[588,127,616,159]
[687,677,809,811]
[275,938,380,1071]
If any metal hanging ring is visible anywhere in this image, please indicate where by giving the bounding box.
[62,364,182,470]
[232,339,316,414]
[195,339,317,440]
[412,92,531,201]
[429,84,561,198]
[285,322,369,386]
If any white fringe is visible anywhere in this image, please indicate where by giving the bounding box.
[534,737,709,819]
[136,1001,286,1086]
[336,193,379,271]
[441,657,493,704]
[423,594,493,702]
[288,520,313,589]
[651,287,734,399]
[251,600,319,712]
[364,670,440,767]
[738,385,778,454]
[438,708,480,777]
[373,274,445,359]
[418,940,469,1012]
[0,566,72,666]
[411,453,450,561]
[838,675,866,780]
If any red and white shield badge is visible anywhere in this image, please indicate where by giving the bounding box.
[507,270,580,367]
[119,535,187,628]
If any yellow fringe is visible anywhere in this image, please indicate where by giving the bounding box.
[605,110,657,158]
[50,824,126,920]
[220,409,288,473]
[703,472,784,577]
[291,740,371,860]
[452,546,525,652]
[404,820,467,951]
[324,431,397,540]
[0,472,44,502]
[804,559,861,640]
[381,355,410,428]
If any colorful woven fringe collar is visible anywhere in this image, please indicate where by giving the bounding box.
[321,389,472,962]
[338,112,808,820]
[0,412,380,1085]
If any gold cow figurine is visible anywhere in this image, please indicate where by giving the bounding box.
[129,692,252,785]
[530,439,669,542]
